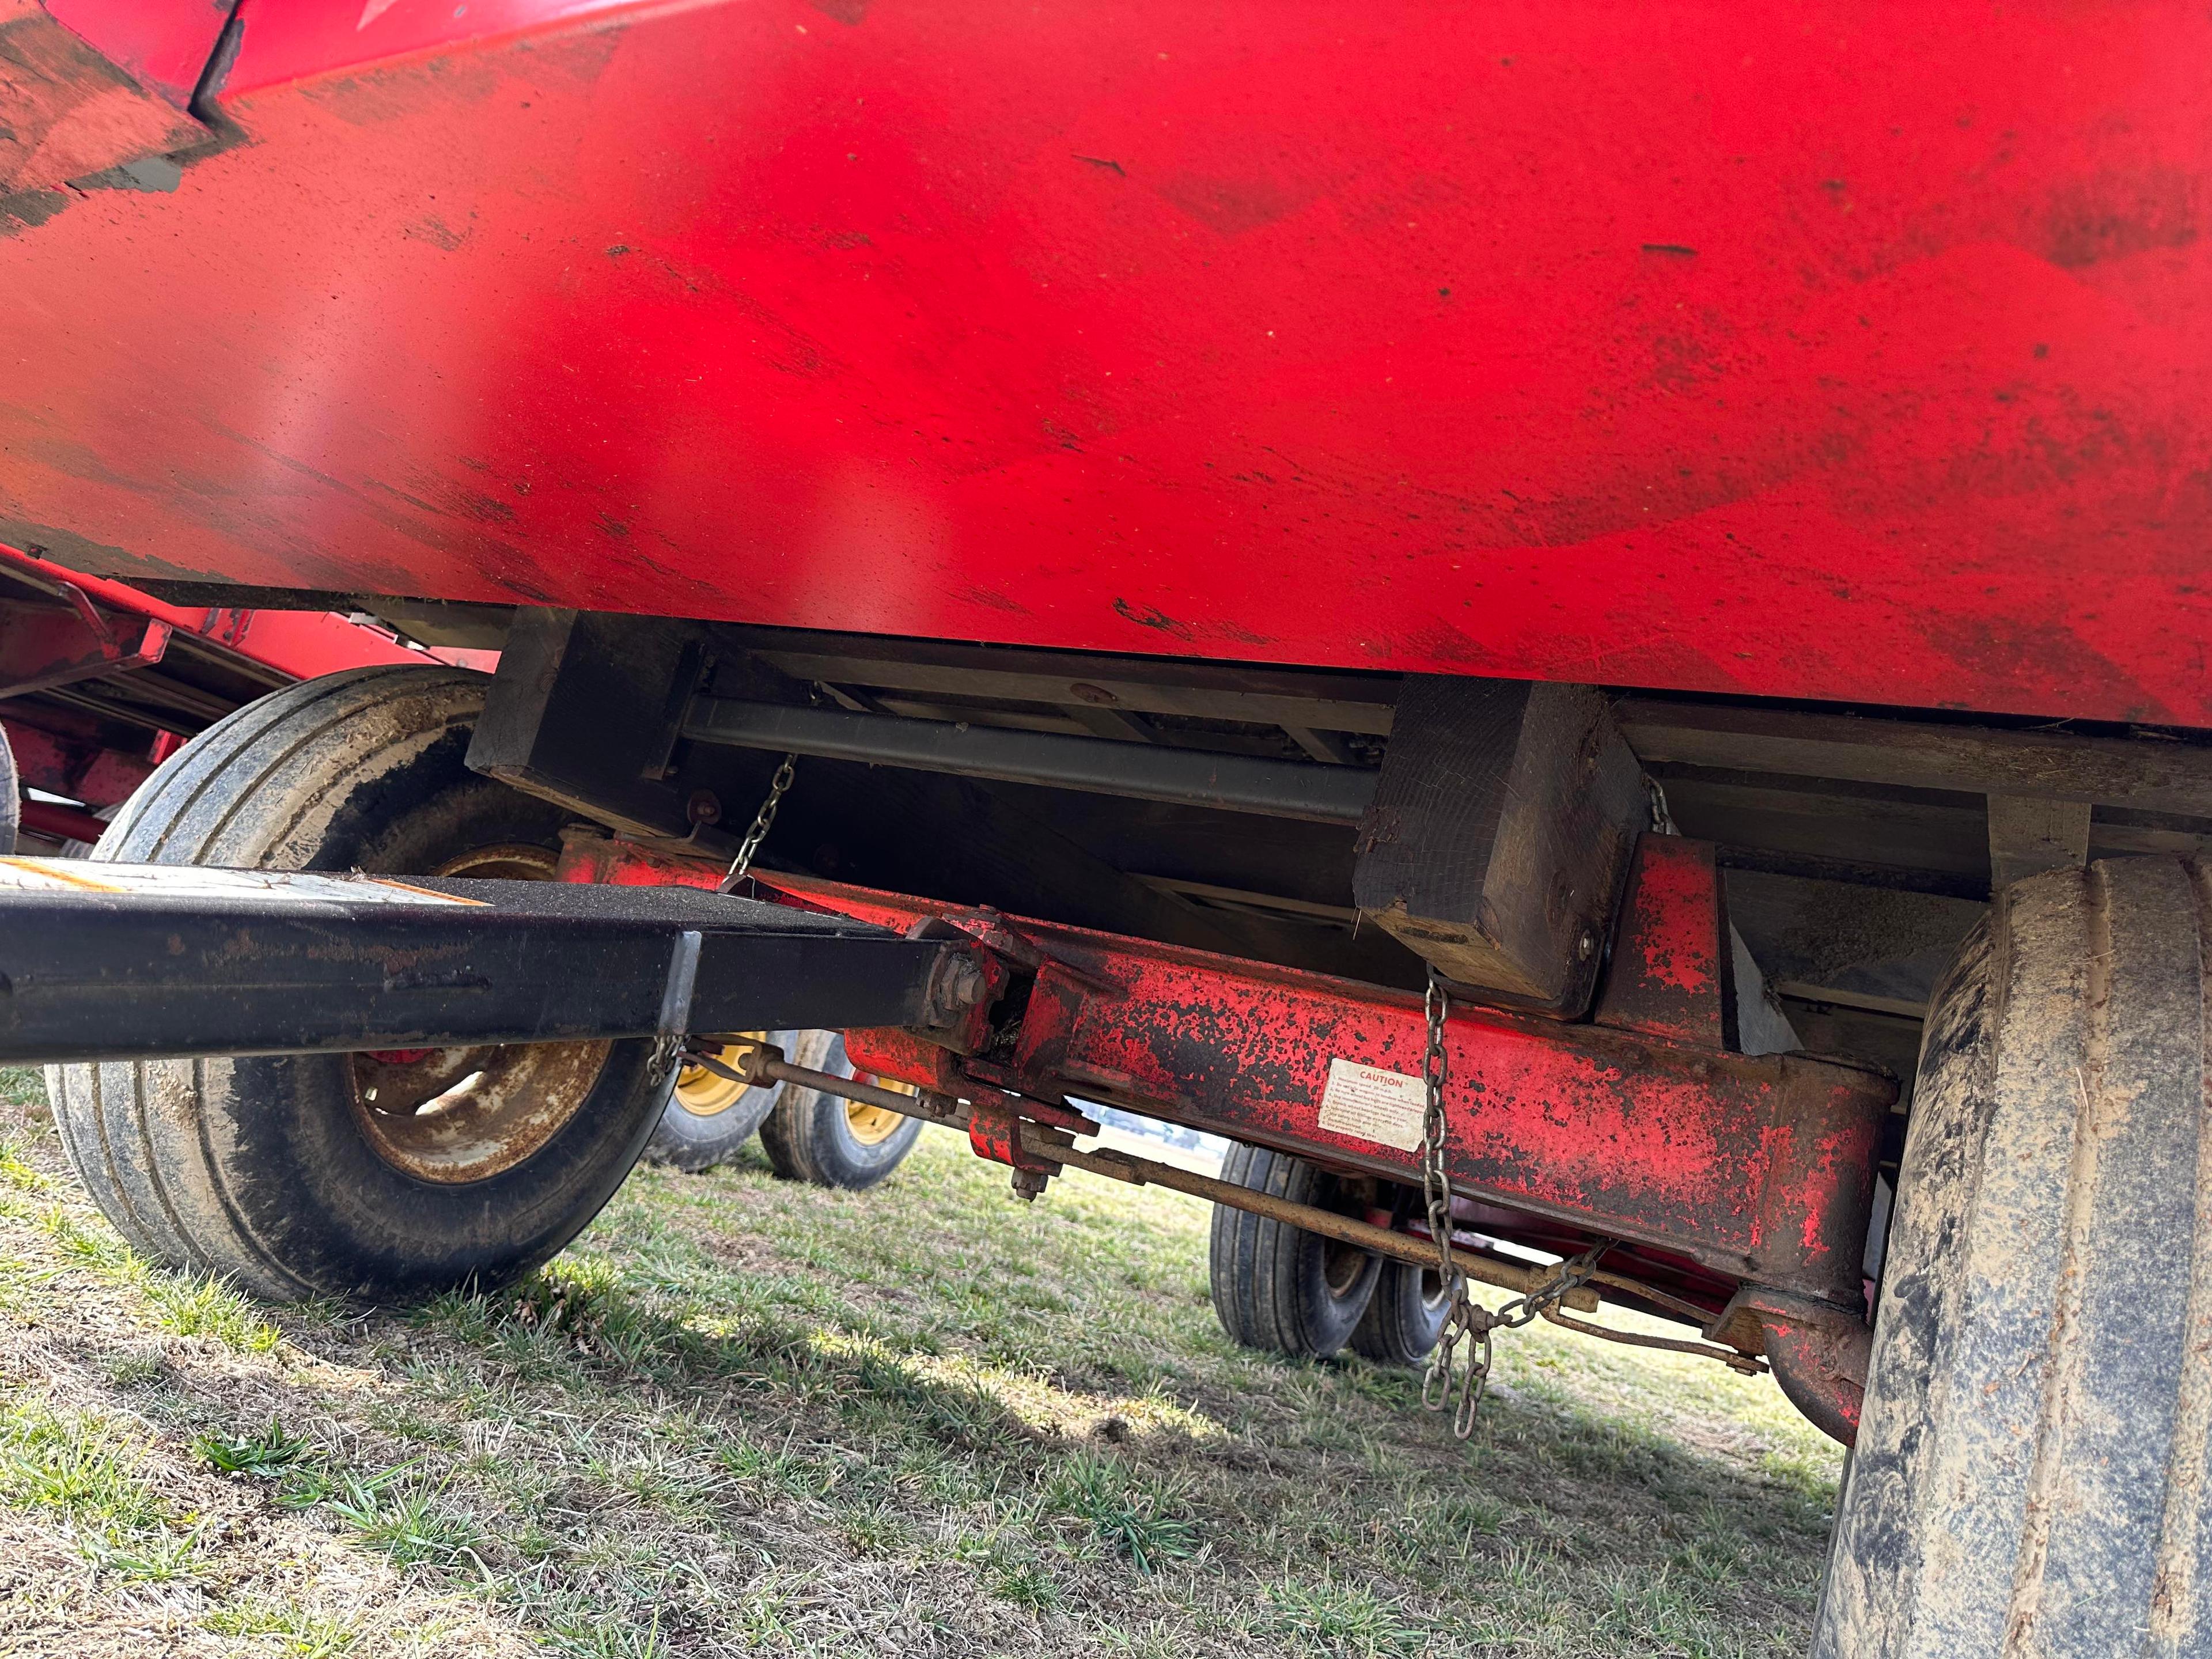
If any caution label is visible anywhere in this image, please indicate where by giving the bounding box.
[1316,1058,1427,1152]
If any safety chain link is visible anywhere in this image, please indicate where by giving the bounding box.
[1418,967,1616,1437]
[718,753,798,893]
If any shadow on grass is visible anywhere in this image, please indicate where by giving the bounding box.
[416,1256,1039,1456]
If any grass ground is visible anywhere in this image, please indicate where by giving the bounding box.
[0,1068,1839,1658]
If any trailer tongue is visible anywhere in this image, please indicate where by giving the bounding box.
[0,857,982,1064]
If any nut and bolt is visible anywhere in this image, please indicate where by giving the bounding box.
[1010,1167,1051,1203]
[938,957,987,1008]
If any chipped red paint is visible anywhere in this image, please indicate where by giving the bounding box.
[1726,1287,1871,1445]
[1593,834,1729,1048]
[5,1,2211,723]
[552,832,1891,1312]
[0,0,204,193]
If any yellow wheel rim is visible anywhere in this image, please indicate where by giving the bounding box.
[674,1035,766,1117]
[844,1070,915,1146]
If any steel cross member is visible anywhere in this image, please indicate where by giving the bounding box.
[557,832,1894,1316]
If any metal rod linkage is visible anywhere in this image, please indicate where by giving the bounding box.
[733,1047,1600,1310]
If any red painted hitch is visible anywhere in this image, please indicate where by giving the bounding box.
[558,828,1892,1441]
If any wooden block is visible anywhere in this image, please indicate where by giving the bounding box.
[1353,679,1644,1015]
[469,609,801,839]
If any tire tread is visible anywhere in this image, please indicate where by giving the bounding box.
[1815,857,2212,1658]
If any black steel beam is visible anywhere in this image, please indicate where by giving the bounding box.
[681,697,1378,824]
[0,860,959,1065]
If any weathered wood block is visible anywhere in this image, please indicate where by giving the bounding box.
[1353,677,1644,1015]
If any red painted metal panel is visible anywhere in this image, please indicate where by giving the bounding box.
[1593,834,1730,1049]
[4,1,2206,723]
[1027,937,1885,1301]
[221,0,650,99]
[0,0,204,192]
[0,715,154,805]
[0,544,426,680]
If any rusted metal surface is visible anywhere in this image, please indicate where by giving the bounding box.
[350,1037,613,1184]
[1725,1285,1873,1446]
[556,833,1893,1317]
[3,2,2209,725]
[1593,834,1732,1049]
[1040,1131,1605,1315]
[733,1043,941,1123]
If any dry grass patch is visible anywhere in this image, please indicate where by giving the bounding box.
[0,1067,1839,1656]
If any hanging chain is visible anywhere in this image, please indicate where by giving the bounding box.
[718,753,798,893]
[1417,969,1486,1434]
[1645,774,1679,836]
[1418,967,1617,1437]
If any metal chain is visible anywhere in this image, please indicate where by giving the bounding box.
[717,753,797,893]
[1416,969,1486,1434]
[1645,774,1679,836]
[1418,965,1616,1437]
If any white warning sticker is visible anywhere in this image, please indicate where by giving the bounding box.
[1316,1058,1427,1152]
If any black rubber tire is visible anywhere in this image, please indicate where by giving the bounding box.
[1350,1258,1449,1366]
[641,1029,796,1172]
[43,665,670,1304]
[0,722,17,855]
[1208,1144,1383,1359]
[756,1032,924,1190]
[1813,857,2212,1657]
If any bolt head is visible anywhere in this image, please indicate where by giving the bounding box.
[687,790,722,825]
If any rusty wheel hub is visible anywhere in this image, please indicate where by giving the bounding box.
[350,843,610,1184]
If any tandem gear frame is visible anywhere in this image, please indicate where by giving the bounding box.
[0,827,1889,1445]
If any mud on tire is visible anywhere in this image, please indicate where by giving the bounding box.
[44,666,671,1304]
[1814,857,2212,1657]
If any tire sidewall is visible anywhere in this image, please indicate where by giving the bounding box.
[643,1031,797,1172]
[1290,1211,1384,1356]
[71,667,668,1301]
[804,1032,924,1188]
[1353,1259,1448,1365]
